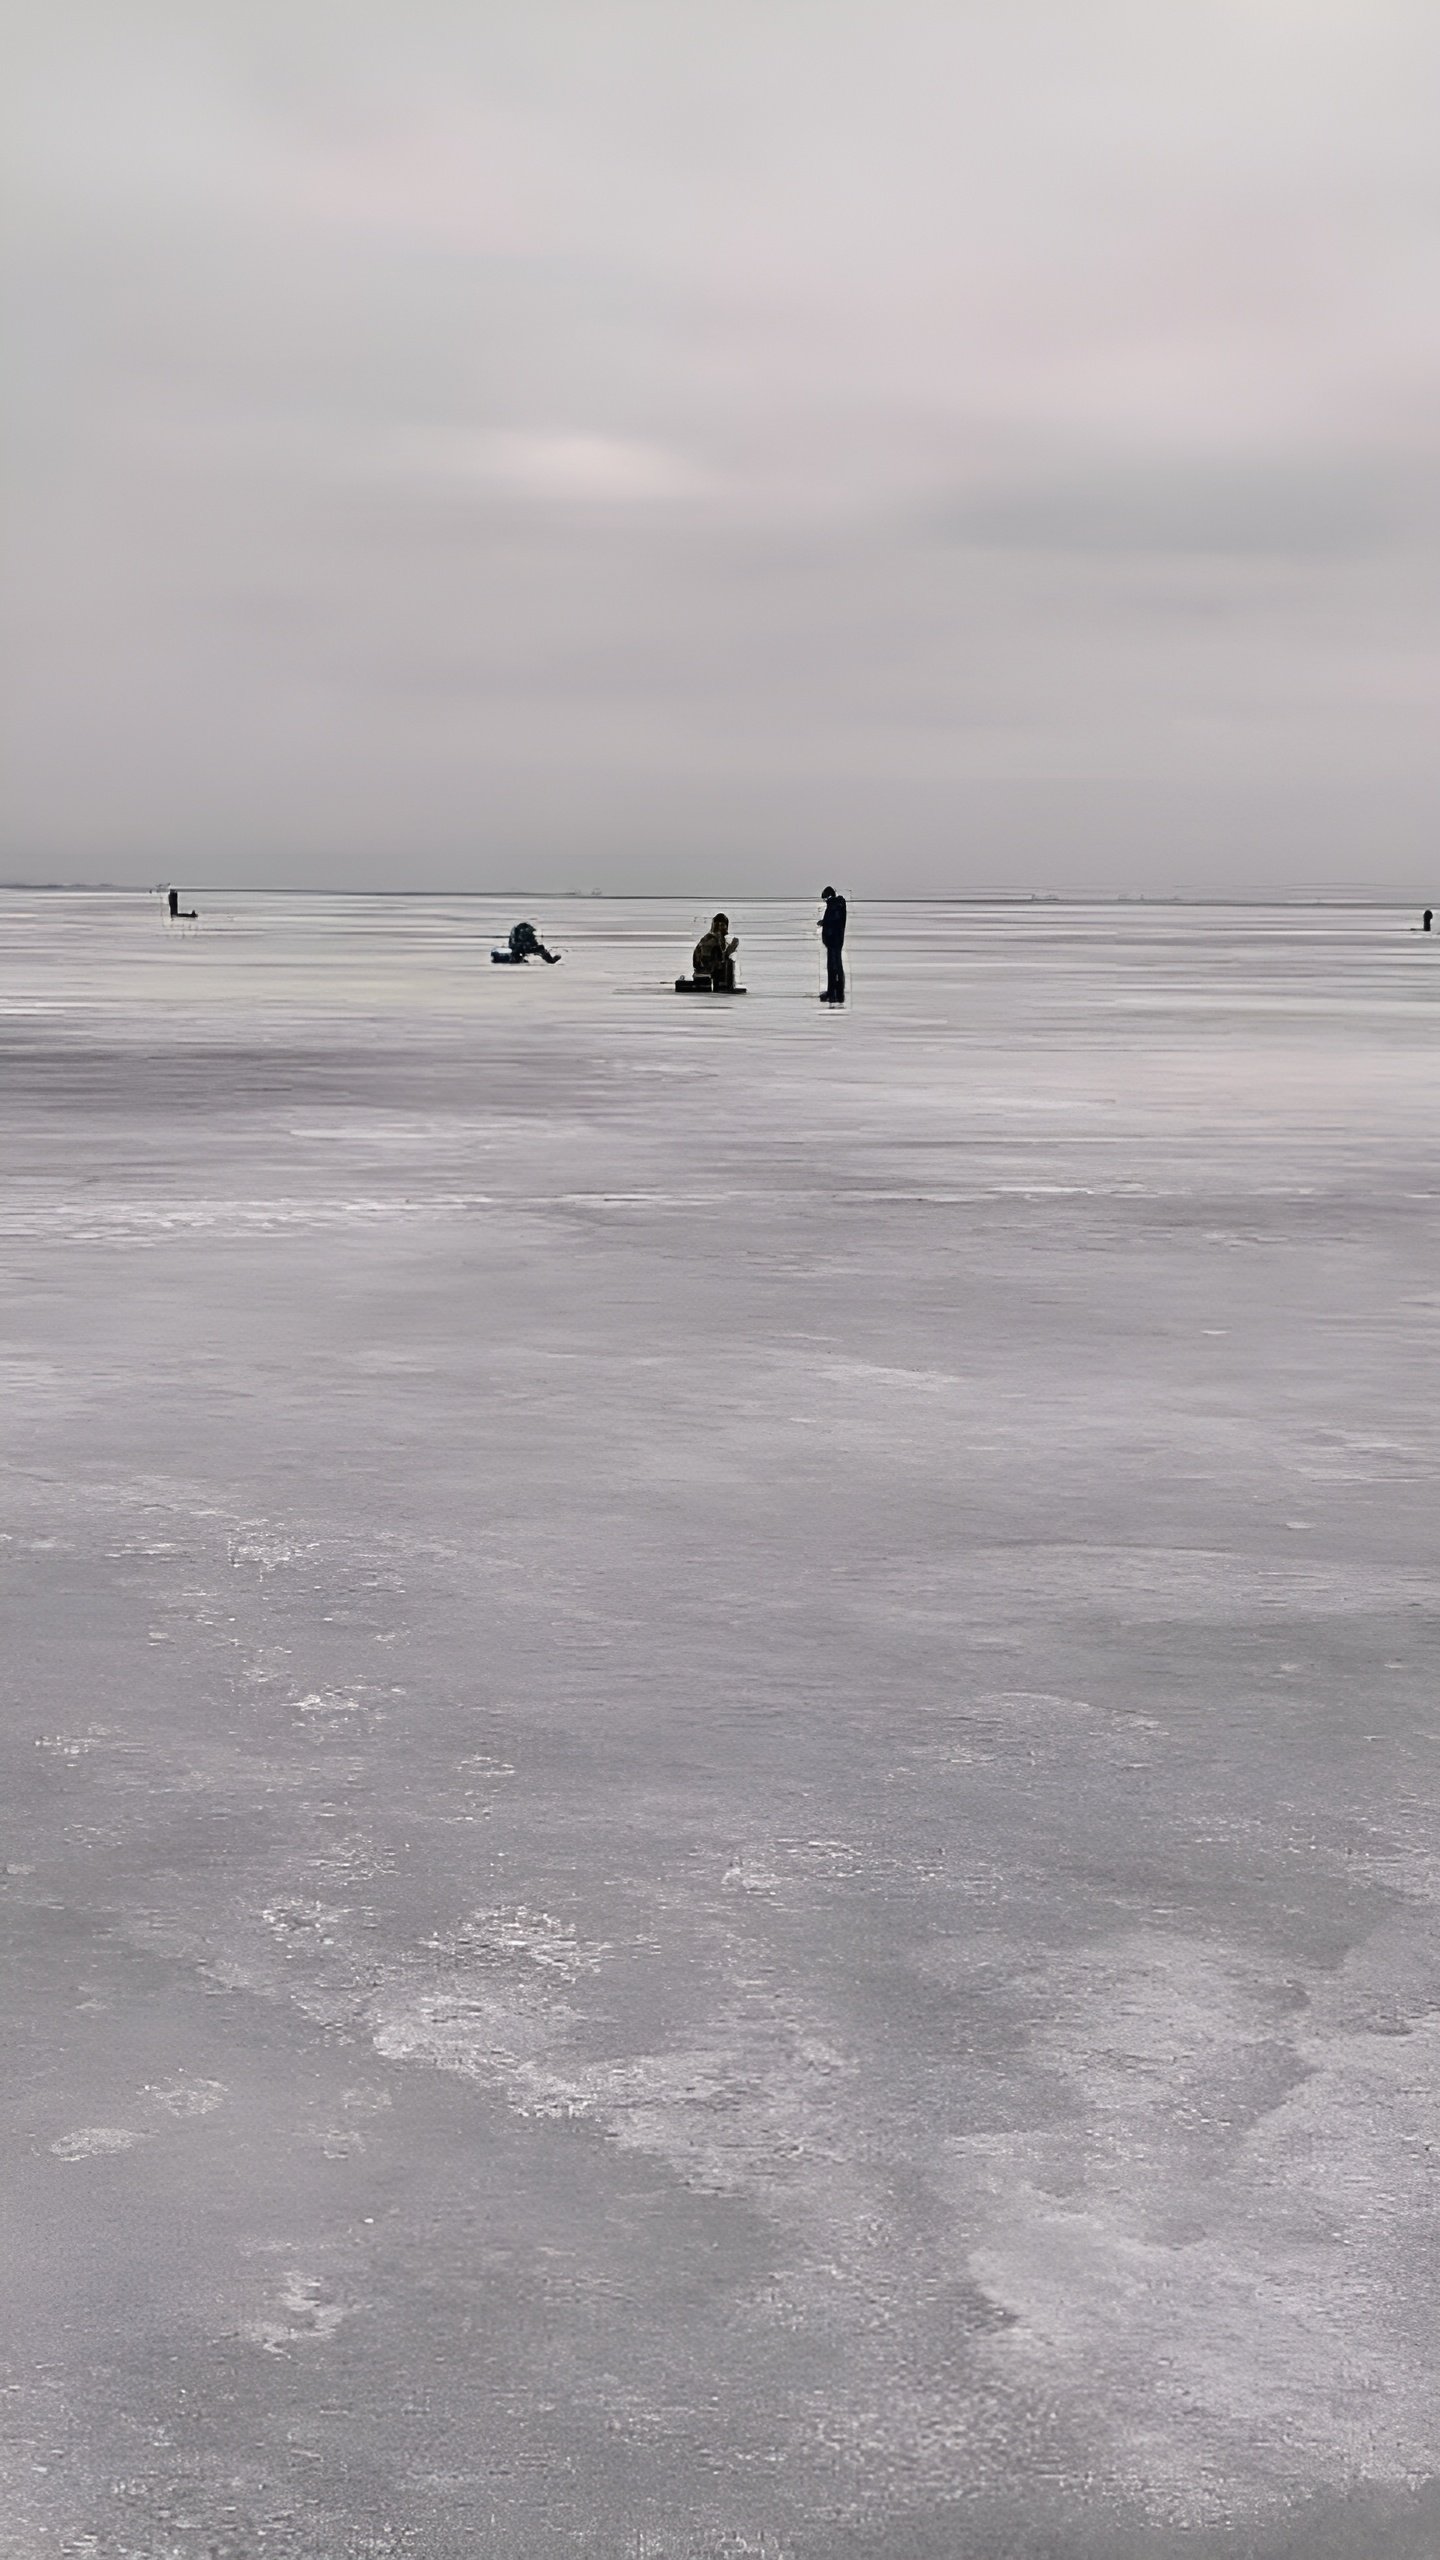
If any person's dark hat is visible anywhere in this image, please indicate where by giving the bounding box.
[821,885,836,899]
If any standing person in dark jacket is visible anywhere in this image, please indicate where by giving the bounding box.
[819,886,847,1003]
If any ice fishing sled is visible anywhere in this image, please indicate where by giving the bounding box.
[675,976,747,994]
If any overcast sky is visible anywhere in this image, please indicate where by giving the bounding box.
[6,0,1439,892]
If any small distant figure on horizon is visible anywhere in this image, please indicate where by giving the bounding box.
[690,914,738,991]
[1424,908,1433,933]
[165,887,198,922]
[507,920,561,963]
[819,885,847,1003]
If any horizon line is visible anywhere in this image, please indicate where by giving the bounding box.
[0,883,1430,909]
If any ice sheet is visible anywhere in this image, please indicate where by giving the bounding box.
[2,893,1437,2556]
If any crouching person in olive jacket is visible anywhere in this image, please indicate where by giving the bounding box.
[691,914,738,990]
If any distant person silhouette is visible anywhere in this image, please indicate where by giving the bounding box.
[166,888,198,922]
[508,920,560,963]
[167,888,179,919]
[1424,909,1433,933]
[691,914,738,990]
[819,886,847,1003]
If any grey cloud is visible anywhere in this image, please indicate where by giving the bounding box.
[920,457,1434,559]
[5,0,1440,889]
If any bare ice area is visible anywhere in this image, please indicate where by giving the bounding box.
[2,892,1437,2558]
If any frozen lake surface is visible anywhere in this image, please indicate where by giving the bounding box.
[2,893,1437,2557]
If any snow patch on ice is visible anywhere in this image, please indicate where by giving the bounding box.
[954,1926,1440,2517]
[291,1686,387,1734]
[50,2126,145,2159]
[0,1194,490,1243]
[146,2077,227,2119]
[245,2270,354,2355]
